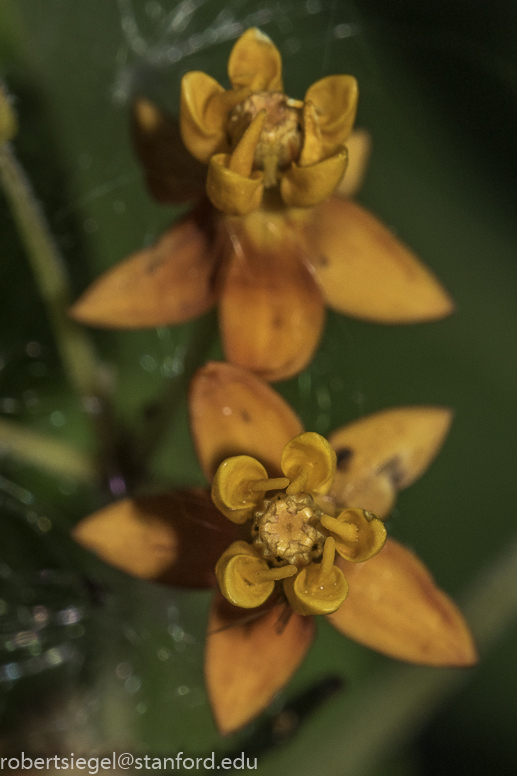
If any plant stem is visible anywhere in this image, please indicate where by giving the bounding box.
[0,418,95,483]
[0,101,126,493]
[0,141,100,398]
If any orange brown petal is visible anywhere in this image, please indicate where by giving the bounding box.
[206,592,314,734]
[227,28,283,92]
[328,538,478,666]
[189,361,303,481]
[131,97,206,204]
[306,198,455,322]
[72,489,237,589]
[325,405,453,518]
[70,205,219,328]
[218,211,326,381]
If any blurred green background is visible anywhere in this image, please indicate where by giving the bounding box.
[1,0,517,773]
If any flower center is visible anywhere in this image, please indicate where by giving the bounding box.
[227,92,303,187]
[251,492,327,568]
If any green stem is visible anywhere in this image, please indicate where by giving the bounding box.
[0,418,95,483]
[258,536,517,776]
[0,140,101,398]
[0,98,129,493]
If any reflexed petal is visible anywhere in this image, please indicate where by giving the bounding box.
[321,508,387,562]
[131,97,206,204]
[304,75,358,153]
[336,128,372,198]
[325,406,453,518]
[180,72,249,163]
[281,432,336,495]
[207,155,264,216]
[298,100,323,167]
[70,205,219,328]
[228,28,283,92]
[206,592,314,733]
[284,540,348,616]
[216,541,296,608]
[219,210,326,382]
[189,361,304,481]
[216,541,275,608]
[206,111,267,215]
[280,147,348,208]
[72,489,237,589]
[328,538,478,666]
[211,455,268,523]
[306,198,455,322]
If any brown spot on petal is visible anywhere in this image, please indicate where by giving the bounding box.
[327,406,453,518]
[335,446,353,468]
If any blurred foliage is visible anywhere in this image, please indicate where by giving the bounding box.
[0,0,516,774]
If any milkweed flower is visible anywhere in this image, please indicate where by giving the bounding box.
[70,28,454,382]
[211,431,386,616]
[179,27,356,214]
[73,362,477,735]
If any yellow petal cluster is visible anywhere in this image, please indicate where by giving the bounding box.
[180,28,358,214]
[211,432,386,615]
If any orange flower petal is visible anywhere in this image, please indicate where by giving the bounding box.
[206,592,314,733]
[227,28,283,92]
[218,211,326,381]
[131,97,206,204]
[327,538,478,666]
[70,205,219,328]
[72,489,237,589]
[325,406,453,518]
[336,128,372,198]
[189,361,303,481]
[306,198,455,322]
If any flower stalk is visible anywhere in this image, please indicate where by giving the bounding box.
[0,128,100,399]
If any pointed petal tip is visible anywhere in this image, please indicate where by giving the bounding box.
[308,199,456,324]
[206,594,315,734]
[328,539,478,668]
[228,28,283,92]
[327,405,454,517]
[69,211,218,329]
[72,490,236,589]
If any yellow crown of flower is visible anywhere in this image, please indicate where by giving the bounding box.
[180,28,358,214]
[211,431,386,615]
